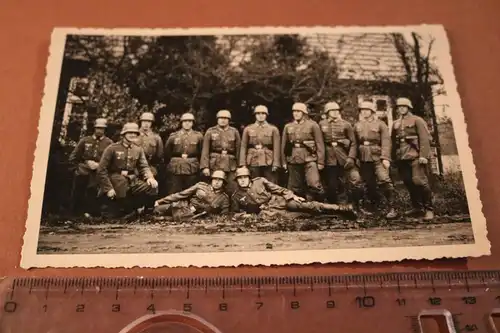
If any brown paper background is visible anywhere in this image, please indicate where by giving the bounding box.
[1,0,499,277]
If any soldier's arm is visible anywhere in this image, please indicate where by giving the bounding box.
[345,123,357,159]
[281,125,288,167]
[239,127,249,167]
[197,132,204,159]
[312,122,326,165]
[138,149,154,179]
[262,178,294,200]
[163,134,174,165]
[234,128,242,163]
[157,183,200,205]
[200,130,211,170]
[272,126,281,168]
[156,135,165,164]
[230,194,243,213]
[415,117,432,158]
[96,146,114,193]
[390,121,398,161]
[379,122,392,161]
[68,139,85,165]
[217,194,231,214]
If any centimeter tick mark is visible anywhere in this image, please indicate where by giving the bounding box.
[293,281,297,297]
[465,277,470,292]
[186,281,190,299]
[310,280,314,292]
[362,276,366,296]
[222,282,226,299]
[414,276,418,289]
[257,283,261,298]
[9,284,15,300]
[431,277,436,293]
[397,278,401,293]
[328,281,332,297]
[45,285,49,300]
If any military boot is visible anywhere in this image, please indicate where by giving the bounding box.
[423,210,434,221]
[322,203,357,220]
[354,200,373,217]
[404,208,424,217]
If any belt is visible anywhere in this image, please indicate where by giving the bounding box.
[290,142,305,148]
[362,141,378,146]
[212,149,235,155]
[250,144,272,150]
[325,141,339,147]
[172,153,198,158]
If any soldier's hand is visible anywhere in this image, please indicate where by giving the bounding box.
[107,189,116,198]
[202,168,210,177]
[272,166,278,172]
[344,158,355,169]
[382,159,391,169]
[293,195,306,202]
[318,164,324,171]
[154,200,160,207]
[147,178,158,189]
[418,157,428,165]
[282,163,287,171]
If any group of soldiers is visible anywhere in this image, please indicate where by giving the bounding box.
[68,96,434,221]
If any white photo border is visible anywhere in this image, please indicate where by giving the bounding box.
[21,24,490,268]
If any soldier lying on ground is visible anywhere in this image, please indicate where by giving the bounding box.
[153,170,230,219]
[231,167,357,220]
[97,122,159,219]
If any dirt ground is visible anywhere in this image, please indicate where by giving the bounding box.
[37,213,474,254]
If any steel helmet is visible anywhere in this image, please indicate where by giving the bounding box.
[358,101,375,112]
[216,110,231,119]
[211,170,227,182]
[140,112,155,122]
[324,102,340,113]
[180,113,195,122]
[120,122,140,135]
[94,118,108,128]
[292,102,308,114]
[235,167,251,179]
[396,97,413,109]
[254,105,269,115]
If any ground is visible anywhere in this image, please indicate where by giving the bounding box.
[37,213,474,254]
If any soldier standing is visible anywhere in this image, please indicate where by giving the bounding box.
[354,101,397,219]
[97,122,159,218]
[239,105,280,183]
[281,102,326,201]
[164,112,203,194]
[392,97,434,221]
[137,112,164,177]
[319,102,364,207]
[231,167,356,219]
[200,109,241,194]
[154,170,230,219]
[68,118,113,216]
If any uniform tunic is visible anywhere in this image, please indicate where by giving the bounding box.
[239,121,280,168]
[201,126,241,173]
[97,141,156,199]
[137,129,164,175]
[164,129,204,175]
[69,135,113,178]
[155,182,230,217]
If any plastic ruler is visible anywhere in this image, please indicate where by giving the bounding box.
[1,270,500,332]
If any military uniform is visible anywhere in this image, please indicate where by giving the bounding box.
[154,181,230,218]
[239,121,280,183]
[392,111,433,215]
[200,125,241,193]
[68,134,113,215]
[164,129,203,194]
[231,176,354,218]
[354,116,396,213]
[281,118,325,200]
[137,129,164,177]
[319,117,363,204]
[97,140,158,217]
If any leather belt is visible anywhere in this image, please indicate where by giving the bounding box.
[250,144,272,149]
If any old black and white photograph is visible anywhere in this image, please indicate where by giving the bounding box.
[21,25,490,268]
